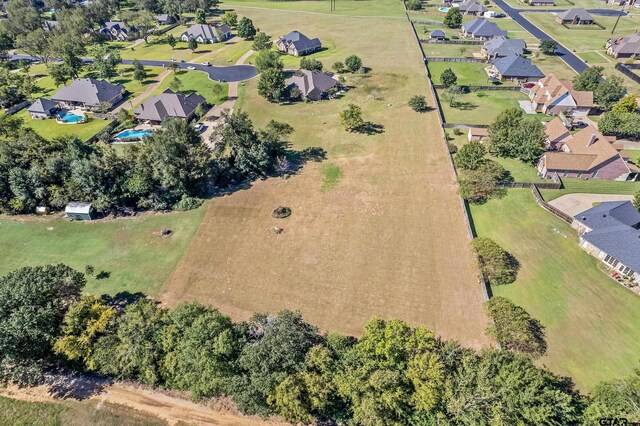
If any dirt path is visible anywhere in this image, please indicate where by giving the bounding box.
[114,69,172,112]
[549,193,635,217]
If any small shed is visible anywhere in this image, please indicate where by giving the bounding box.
[65,202,94,221]
[430,30,446,41]
[28,98,58,119]
[468,127,489,142]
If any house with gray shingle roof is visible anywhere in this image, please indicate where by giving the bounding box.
[28,98,58,119]
[555,8,594,25]
[430,30,446,40]
[134,89,206,124]
[286,70,340,101]
[573,201,640,285]
[529,0,555,6]
[156,14,175,25]
[456,0,487,15]
[52,78,124,110]
[181,24,231,44]
[482,36,526,59]
[100,21,133,41]
[461,18,507,40]
[276,31,322,56]
[606,33,640,59]
[489,54,544,82]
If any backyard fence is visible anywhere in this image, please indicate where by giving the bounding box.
[152,22,181,36]
[432,84,521,91]
[86,120,120,144]
[93,113,118,120]
[420,39,484,45]
[412,19,445,26]
[531,184,574,224]
[615,63,640,85]
[425,56,484,63]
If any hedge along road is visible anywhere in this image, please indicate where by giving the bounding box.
[10,54,258,83]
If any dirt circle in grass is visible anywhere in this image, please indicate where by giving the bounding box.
[272,206,291,219]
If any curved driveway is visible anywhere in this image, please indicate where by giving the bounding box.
[10,54,257,83]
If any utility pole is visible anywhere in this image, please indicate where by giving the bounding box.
[610,5,625,35]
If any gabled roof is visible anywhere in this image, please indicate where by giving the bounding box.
[52,78,124,106]
[575,201,640,230]
[28,98,57,113]
[278,31,322,52]
[532,74,593,108]
[42,20,59,31]
[544,117,571,142]
[104,21,129,32]
[430,29,446,38]
[556,8,593,22]
[462,18,507,38]
[134,89,206,122]
[182,24,230,40]
[491,54,544,78]
[608,33,640,55]
[483,36,526,57]
[457,0,487,13]
[65,202,93,214]
[532,0,555,4]
[156,14,173,22]
[286,70,338,99]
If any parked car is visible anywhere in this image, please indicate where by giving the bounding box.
[194,123,205,133]
[187,65,195,70]
[202,62,210,66]
[180,59,185,63]
[572,121,587,129]
[494,13,506,18]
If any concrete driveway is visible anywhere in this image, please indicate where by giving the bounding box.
[549,193,635,217]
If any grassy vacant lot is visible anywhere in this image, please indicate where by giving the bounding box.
[119,32,227,62]
[437,89,532,125]
[223,0,407,17]
[152,70,229,105]
[162,2,490,346]
[15,110,113,142]
[541,178,640,201]
[422,42,479,58]
[0,207,205,297]
[470,189,640,390]
[0,396,166,426]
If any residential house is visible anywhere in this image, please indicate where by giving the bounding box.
[543,117,571,150]
[572,201,640,285]
[134,89,206,124]
[276,31,322,56]
[537,125,639,180]
[606,33,640,59]
[181,24,231,44]
[555,8,594,25]
[42,19,59,32]
[529,0,555,5]
[456,0,488,15]
[468,127,489,142]
[52,78,124,110]
[488,54,544,82]
[28,98,58,119]
[156,14,175,25]
[65,202,94,221]
[100,21,132,41]
[430,29,446,41]
[528,74,593,117]
[481,36,526,59]
[461,18,507,40]
[286,70,339,101]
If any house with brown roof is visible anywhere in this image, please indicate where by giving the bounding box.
[286,70,339,101]
[606,33,640,59]
[543,117,571,150]
[537,125,638,181]
[555,8,594,25]
[528,74,593,117]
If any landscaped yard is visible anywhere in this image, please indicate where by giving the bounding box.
[436,89,536,125]
[541,178,640,201]
[470,189,640,391]
[151,70,228,105]
[0,207,205,297]
[15,110,113,141]
[118,32,228,62]
[428,61,516,86]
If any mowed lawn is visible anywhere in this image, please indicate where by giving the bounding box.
[15,110,113,142]
[151,70,229,105]
[163,2,491,347]
[428,61,512,86]
[0,208,205,297]
[541,178,640,201]
[436,89,532,125]
[470,189,640,390]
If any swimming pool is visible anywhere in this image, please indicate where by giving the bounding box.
[57,112,85,123]
[438,7,450,12]
[116,129,154,140]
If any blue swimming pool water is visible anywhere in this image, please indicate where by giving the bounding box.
[58,112,85,123]
[116,129,154,140]
[438,7,450,12]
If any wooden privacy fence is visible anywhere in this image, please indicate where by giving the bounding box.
[425,56,484,63]
[412,19,446,26]
[615,63,640,85]
[420,39,484,45]
[531,184,574,224]
[432,84,520,91]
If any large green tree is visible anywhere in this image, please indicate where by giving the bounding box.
[573,66,603,92]
[237,17,256,39]
[443,7,462,28]
[471,237,519,285]
[488,107,545,164]
[455,141,486,170]
[252,32,272,51]
[257,68,285,103]
[254,50,283,73]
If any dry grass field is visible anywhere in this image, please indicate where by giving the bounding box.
[161,2,490,346]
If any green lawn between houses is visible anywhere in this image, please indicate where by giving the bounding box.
[436,89,536,125]
[0,207,205,297]
[151,70,229,105]
[541,178,640,201]
[470,189,640,391]
[14,110,113,142]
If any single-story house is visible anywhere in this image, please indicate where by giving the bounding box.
[430,30,446,41]
[528,74,593,116]
[488,54,544,82]
[606,33,640,59]
[481,36,526,59]
[52,78,124,110]
[28,98,58,119]
[555,8,594,25]
[543,117,571,150]
[461,18,507,40]
[529,0,555,5]
[65,202,94,221]
[42,19,59,32]
[537,125,639,180]
[468,127,489,142]
[156,14,175,25]
[456,0,488,15]
[286,69,340,101]
[181,24,231,44]
[276,31,322,56]
[573,201,640,285]
[134,89,206,124]
[100,21,132,41]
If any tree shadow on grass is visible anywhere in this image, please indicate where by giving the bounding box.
[356,121,385,135]
[451,101,477,111]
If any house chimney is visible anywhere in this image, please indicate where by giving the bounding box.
[587,133,598,147]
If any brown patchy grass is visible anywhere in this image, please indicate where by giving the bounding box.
[161,5,489,347]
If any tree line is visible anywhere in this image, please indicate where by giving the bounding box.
[0,113,294,214]
[1,263,635,425]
